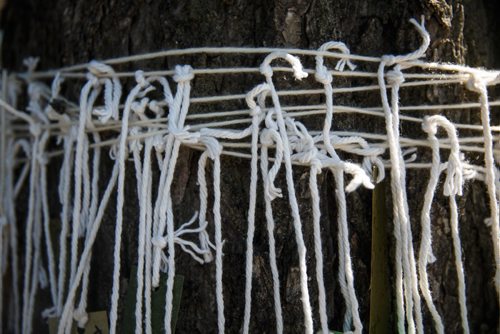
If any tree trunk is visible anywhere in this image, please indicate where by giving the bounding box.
[2,0,499,333]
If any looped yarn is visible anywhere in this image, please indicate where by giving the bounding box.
[422,115,464,197]
[264,108,278,131]
[315,41,356,84]
[343,163,375,192]
[88,60,115,76]
[92,107,113,124]
[200,136,223,159]
[260,52,308,80]
[260,128,283,201]
[287,118,320,167]
[246,82,270,119]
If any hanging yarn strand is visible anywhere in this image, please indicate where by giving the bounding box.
[241,83,267,334]
[260,52,314,334]
[466,73,500,306]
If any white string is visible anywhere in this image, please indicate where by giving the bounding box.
[108,69,140,334]
[377,17,430,333]
[466,73,500,307]
[260,117,284,333]
[241,83,267,334]
[4,139,29,334]
[260,51,314,334]
[20,124,41,334]
[315,40,368,334]
[133,130,154,334]
[1,18,499,334]
[203,136,225,333]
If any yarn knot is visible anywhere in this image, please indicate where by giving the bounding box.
[422,116,438,135]
[386,66,405,86]
[314,65,333,85]
[152,134,166,153]
[29,123,41,137]
[129,127,143,152]
[466,73,485,93]
[148,100,163,115]
[88,60,115,76]
[152,235,167,249]
[73,308,89,328]
[93,106,113,124]
[174,65,194,83]
[260,128,275,147]
[249,105,262,117]
[135,70,148,88]
[382,55,397,67]
[23,57,39,73]
[169,125,200,144]
[200,136,222,158]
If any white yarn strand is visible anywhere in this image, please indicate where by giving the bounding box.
[466,73,500,307]
[260,52,314,334]
[241,83,266,334]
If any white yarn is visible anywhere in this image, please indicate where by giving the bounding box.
[57,162,119,334]
[2,18,500,334]
[241,83,267,334]
[55,124,76,316]
[68,76,98,289]
[203,136,225,333]
[315,41,364,334]
[420,115,469,333]
[39,132,58,313]
[260,123,284,334]
[74,113,103,329]
[133,116,156,333]
[288,117,330,334]
[144,139,155,334]
[109,70,143,334]
[260,52,314,334]
[20,125,41,334]
[4,139,31,334]
[466,73,500,307]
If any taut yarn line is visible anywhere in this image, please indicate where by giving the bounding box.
[0,17,498,334]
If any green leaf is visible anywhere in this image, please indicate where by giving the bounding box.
[369,167,392,334]
[123,266,184,333]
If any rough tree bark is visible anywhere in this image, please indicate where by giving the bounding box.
[2,0,499,333]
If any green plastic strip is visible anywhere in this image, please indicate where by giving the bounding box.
[369,167,391,334]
